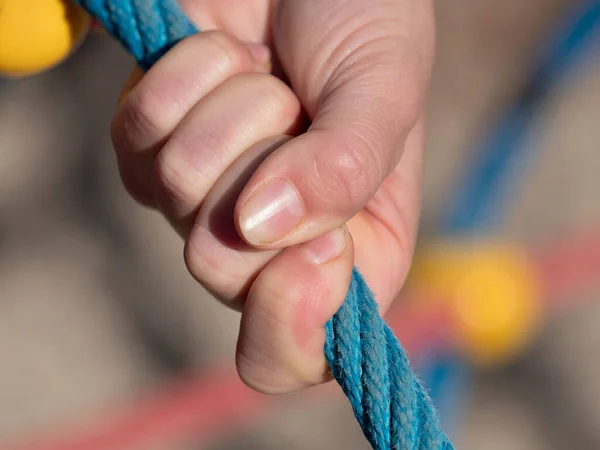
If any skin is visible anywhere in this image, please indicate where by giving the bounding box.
[111,0,436,394]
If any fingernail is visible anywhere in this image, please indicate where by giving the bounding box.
[245,42,271,71]
[239,179,303,245]
[303,228,346,265]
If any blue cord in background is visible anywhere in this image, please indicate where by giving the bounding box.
[442,0,600,236]
[425,0,600,434]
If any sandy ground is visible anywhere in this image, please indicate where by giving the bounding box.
[0,1,599,449]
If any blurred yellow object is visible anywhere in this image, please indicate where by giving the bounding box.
[408,242,541,367]
[0,0,91,77]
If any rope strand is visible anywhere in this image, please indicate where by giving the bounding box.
[73,1,454,448]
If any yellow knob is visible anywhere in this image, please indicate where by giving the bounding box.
[0,0,91,77]
[408,241,541,367]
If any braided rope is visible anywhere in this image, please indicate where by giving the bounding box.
[77,0,198,70]
[73,1,454,448]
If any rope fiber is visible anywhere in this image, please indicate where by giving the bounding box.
[72,1,454,448]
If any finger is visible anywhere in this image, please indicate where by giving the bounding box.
[154,72,302,235]
[236,226,353,394]
[117,66,144,108]
[184,136,291,311]
[111,31,270,206]
[347,117,425,311]
[178,0,272,43]
[234,0,434,247]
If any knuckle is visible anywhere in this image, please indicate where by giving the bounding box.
[153,148,197,210]
[200,30,254,74]
[258,74,297,107]
[112,87,167,153]
[183,231,250,306]
[262,78,301,125]
[127,88,164,137]
[183,231,213,282]
[235,73,300,124]
[313,132,380,212]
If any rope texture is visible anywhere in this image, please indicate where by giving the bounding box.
[72,1,454,448]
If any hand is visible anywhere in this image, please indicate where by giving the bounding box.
[111,0,435,394]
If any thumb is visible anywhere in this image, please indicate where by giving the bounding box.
[234,0,435,247]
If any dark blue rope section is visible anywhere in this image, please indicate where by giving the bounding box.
[73,0,453,448]
[442,0,600,235]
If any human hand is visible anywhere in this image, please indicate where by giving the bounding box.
[111,0,435,394]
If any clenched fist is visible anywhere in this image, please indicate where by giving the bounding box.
[111,0,435,394]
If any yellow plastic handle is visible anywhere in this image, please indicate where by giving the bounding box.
[0,0,91,77]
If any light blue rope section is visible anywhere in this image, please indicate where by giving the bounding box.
[77,0,198,70]
[72,0,454,448]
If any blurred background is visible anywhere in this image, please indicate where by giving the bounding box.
[1,0,600,449]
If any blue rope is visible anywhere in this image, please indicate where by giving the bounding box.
[72,1,453,448]
[77,0,198,70]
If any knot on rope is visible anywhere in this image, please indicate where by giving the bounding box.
[73,1,454,448]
